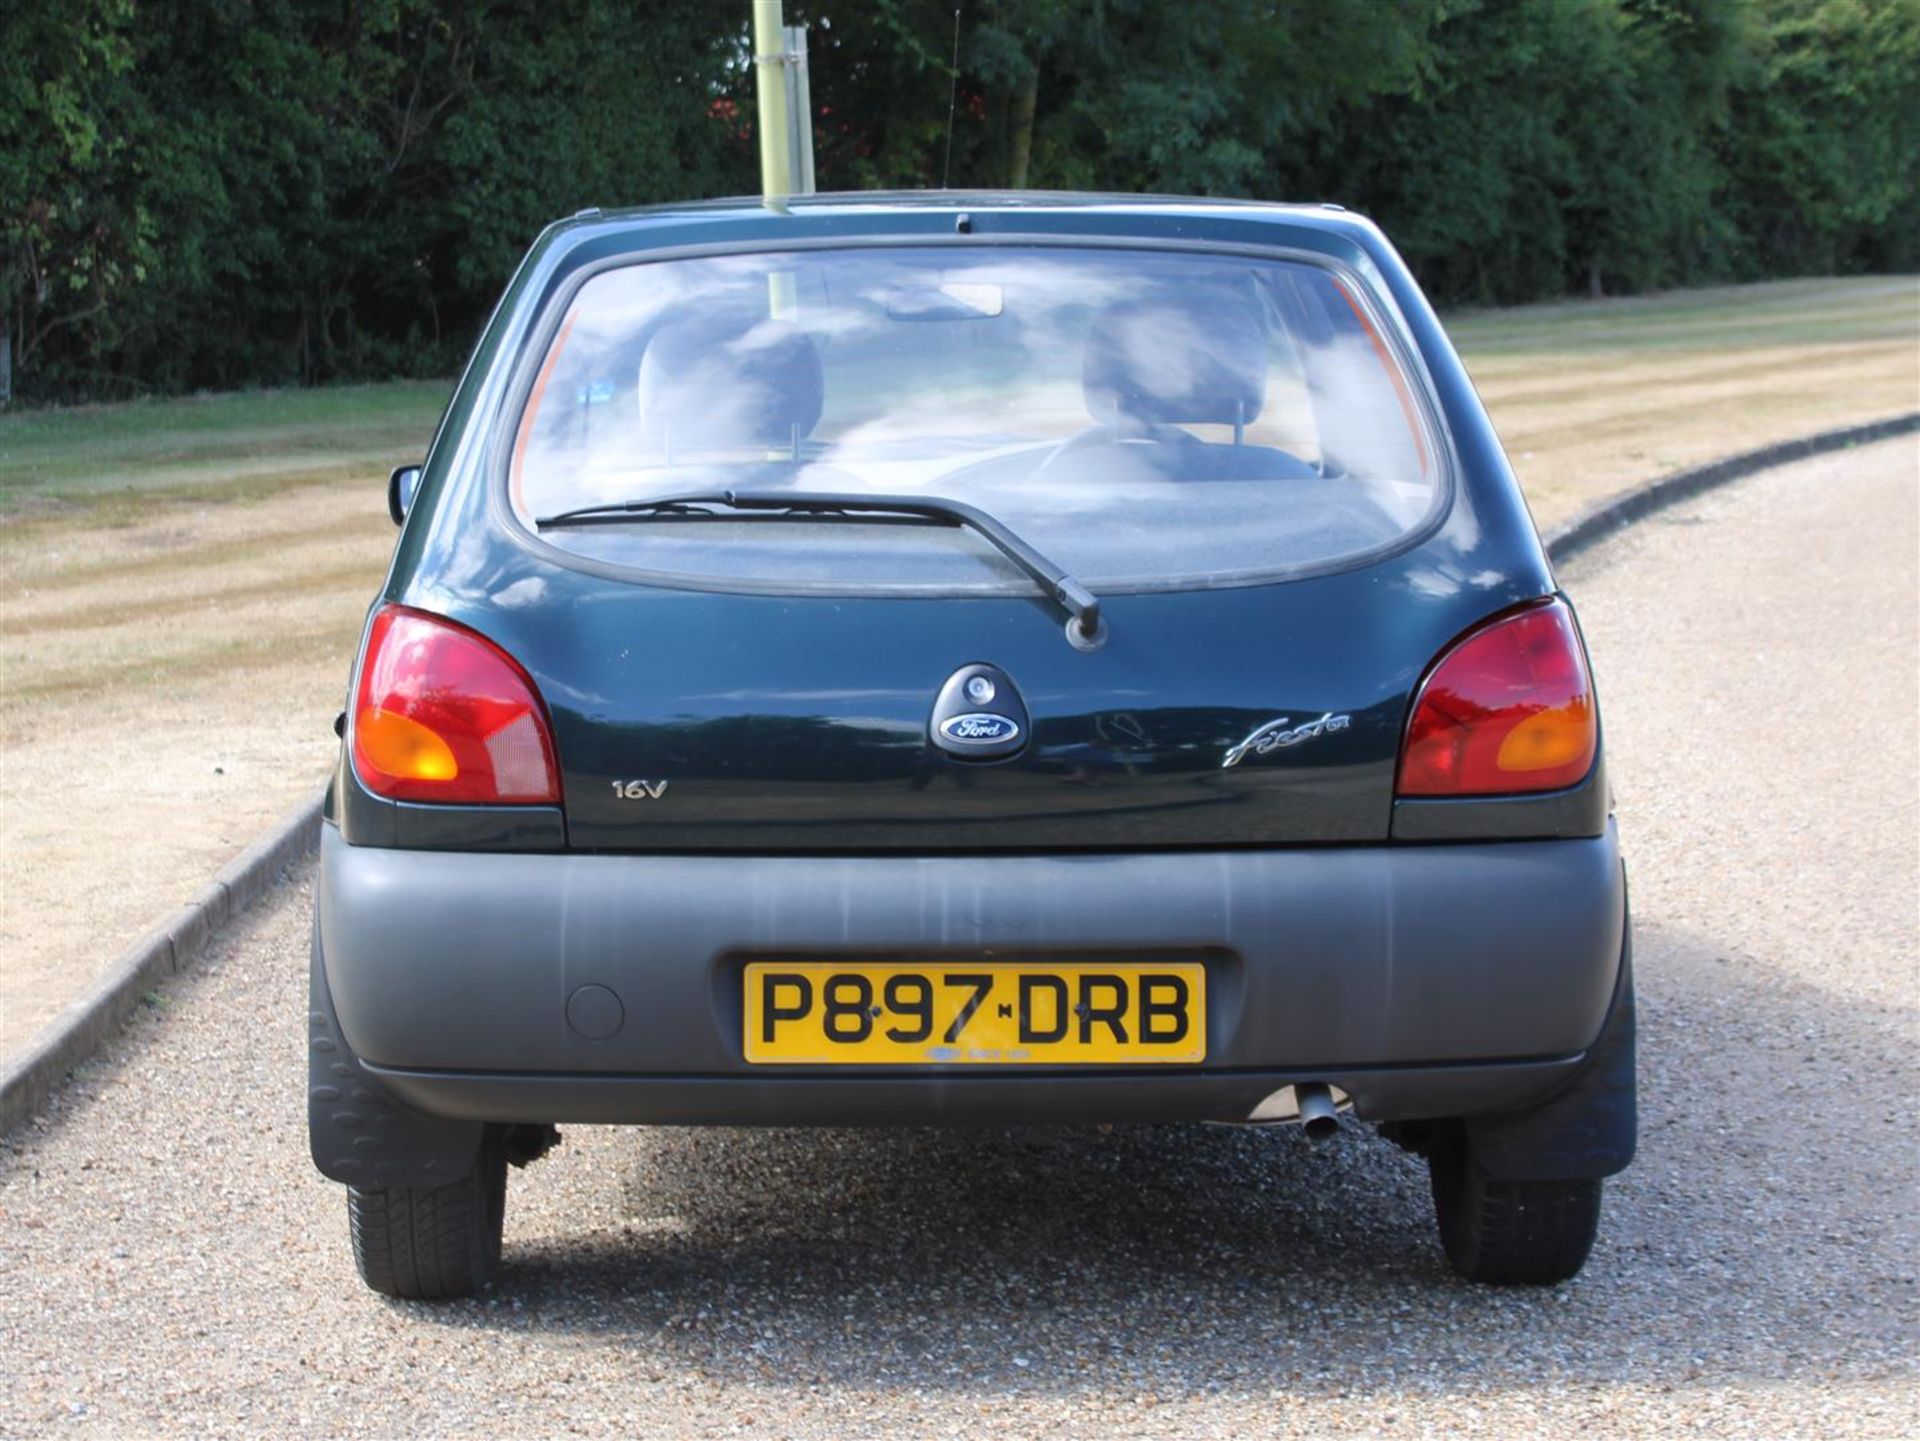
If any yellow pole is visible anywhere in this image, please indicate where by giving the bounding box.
[753,0,794,202]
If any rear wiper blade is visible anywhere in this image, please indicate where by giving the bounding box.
[536,490,1103,642]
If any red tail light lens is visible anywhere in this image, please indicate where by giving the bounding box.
[351,605,561,805]
[1398,599,1597,797]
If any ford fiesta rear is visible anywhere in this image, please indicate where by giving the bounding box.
[309,195,1634,1300]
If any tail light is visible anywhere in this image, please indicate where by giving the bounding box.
[1398,599,1597,797]
[351,605,561,805]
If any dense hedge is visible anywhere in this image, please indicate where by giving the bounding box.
[4,0,1914,403]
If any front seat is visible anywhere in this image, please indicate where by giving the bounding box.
[1082,292,1269,438]
[1059,293,1316,483]
[637,309,825,462]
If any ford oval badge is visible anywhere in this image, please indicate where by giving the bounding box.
[929,664,1030,760]
[940,712,1020,745]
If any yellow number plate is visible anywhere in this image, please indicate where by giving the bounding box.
[743,962,1206,1065]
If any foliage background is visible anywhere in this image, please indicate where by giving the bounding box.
[3,0,1915,403]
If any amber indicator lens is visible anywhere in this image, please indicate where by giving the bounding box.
[1398,600,1597,797]
[351,605,561,805]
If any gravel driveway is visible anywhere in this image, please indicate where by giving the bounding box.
[2,438,1915,1438]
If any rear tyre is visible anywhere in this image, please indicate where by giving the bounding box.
[347,1126,507,1299]
[1429,1137,1602,1285]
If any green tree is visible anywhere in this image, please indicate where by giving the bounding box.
[793,0,1440,194]
[1292,0,1754,303]
[3,0,1914,403]
[1721,0,1920,276]
[3,0,749,401]
[1,0,155,396]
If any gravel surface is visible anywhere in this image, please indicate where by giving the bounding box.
[2,437,1915,1438]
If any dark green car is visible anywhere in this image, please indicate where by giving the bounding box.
[310,193,1634,1298]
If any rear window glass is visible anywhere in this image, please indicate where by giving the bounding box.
[510,246,1443,592]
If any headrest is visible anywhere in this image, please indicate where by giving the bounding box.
[1082,295,1268,427]
[638,310,824,452]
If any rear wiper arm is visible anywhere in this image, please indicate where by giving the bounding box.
[536,490,1103,642]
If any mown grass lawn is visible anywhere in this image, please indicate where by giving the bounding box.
[0,379,450,509]
[1445,272,1916,354]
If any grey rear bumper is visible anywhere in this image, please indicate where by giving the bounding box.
[315,820,1625,1128]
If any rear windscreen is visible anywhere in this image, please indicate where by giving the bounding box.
[510,245,1444,592]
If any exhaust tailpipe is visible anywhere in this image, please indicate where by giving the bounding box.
[1295,1082,1341,1143]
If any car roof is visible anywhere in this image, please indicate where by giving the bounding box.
[569,189,1348,220]
[523,192,1399,297]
